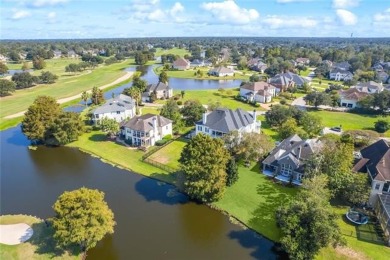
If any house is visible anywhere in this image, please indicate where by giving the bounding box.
[142,82,172,102]
[120,114,172,147]
[373,63,384,72]
[195,108,260,138]
[375,193,390,246]
[240,81,276,103]
[378,71,389,83]
[208,66,234,77]
[355,81,384,93]
[67,50,78,59]
[262,134,322,185]
[269,72,309,92]
[92,94,136,124]
[339,88,369,108]
[248,58,268,73]
[333,61,352,71]
[329,67,354,81]
[353,139,390,205]
[172,58,190,70]
[296,58,310,65]
[190,59,205,68]
[53,51,62,59]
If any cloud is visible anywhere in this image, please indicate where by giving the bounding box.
[276,0,313,3]
[170,2,184,16]
[373,8,390,23]
[123,1,186,23]
[31,0,68,7]
[332,0,360,9]
[201,0,259,25]
[336,9,357,25]
[47,11,56,19]
[11,9,31,20]
[262,15,318,28]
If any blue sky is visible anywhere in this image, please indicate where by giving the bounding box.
[1,0,389,39]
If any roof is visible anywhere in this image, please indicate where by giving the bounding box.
[333,61,351,70]
[330,67,353,75]
[270,72,308,86]
[241,81,275,91]
[296,58,310,63]
[352,158,370,172]
[198,108,255,133]
[173,58,190,67]
[262,134,322,173]
[359,139,390,181]
[340,88,369,101]
[146,82,170,92]
[209,66,234,74]
[355,81,384,93]
[93,94,135,114]
[121,114,172,132]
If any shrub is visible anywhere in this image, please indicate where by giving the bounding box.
[280,98,287,105]
[177,100,183,105]
[375,120,390,133]
[163,134,172,140]
[155,139,168,146]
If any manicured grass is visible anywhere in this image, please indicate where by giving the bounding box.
[0,59,132,118]
[257,115,280,141]
[213,164,298,242]
[148,139,188,169]
[0,116,23,131]
[308,110,390,137]
[0,215,78,260]
[139,106,160,115]
[67,130,175,184]
[154,65,250,80]
[154,47,191,57]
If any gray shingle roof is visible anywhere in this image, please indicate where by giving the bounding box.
[270,72,308,86]
[92,94,135,114]
[359,139,390,182]
[122,114,172,132]
[198,108,255,133]
[209,66,234,74]
[146,82,170,92]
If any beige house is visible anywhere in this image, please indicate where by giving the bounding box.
[208,66,234,77]
[142,82,173,102]
[172,58,190,70]
[240,81,276,103]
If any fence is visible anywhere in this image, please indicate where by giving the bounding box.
[143,158,177,173]
[141,139,174,160]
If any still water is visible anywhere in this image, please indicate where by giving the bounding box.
[0,126,282,259]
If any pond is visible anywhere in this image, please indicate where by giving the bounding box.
[0,126,283,259]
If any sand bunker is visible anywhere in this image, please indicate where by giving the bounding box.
[0,223,34,245]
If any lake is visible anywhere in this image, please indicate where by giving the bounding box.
[0,126,282,259]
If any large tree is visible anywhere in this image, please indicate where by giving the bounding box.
[99,117,119,137]
[0,79,16,96]
[33,57,46,70]
[300,114,323,137]
[159,71,169,84]
[180,99,206,126]
[11,72,38,89]
[91,86,104,105]
[160,99,181,124]
[238,132,274,162]
[0,62,8,74]
[45,112,85,146]
[276,175,343,260]
[51,188,115,257]
[304,92,331,108]
[179,133,230,202]
[38,71,58,84]
[81,91,90,107]
[21,96,62,143]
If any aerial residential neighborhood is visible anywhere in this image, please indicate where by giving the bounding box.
[0,0,390,260]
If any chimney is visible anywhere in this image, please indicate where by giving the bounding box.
[202,112,207,125]
[153,116,157,136]
[252,109,257,120]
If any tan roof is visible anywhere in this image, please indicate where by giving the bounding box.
[173,58,190,67]
[341,88,369,101]
[241,81,275,92]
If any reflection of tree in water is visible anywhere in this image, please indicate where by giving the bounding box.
[178,202,225,245]
[87,235,119,260]
[136,65,148,76]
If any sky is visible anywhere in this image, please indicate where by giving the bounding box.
[1,0,389,39]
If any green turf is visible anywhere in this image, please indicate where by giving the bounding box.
[0,215,79,259]
[154,47,191,57]
[139,106,160,115]
[148,139,188,169]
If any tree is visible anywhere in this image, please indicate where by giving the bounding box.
[278,118,300,139]
[0,79,16,96]
[180,90,185,99]
[160,99,181,124]
[51,188,115,257]
[302,82,312,93]
[207,100,221,111]
[304,92,331,108]
[22,62,30,71]
[100,117,119,137]
[276,175,343,260]
[249,74,260,82]
[238,132,274,162]
[341,173,370,206]
[159,71,168,84]
[132,74,147,93]
[300,114,323,137]
[81,91,90,107]
[265,105,304,127]
[0,62,8,74]
[21,96,61,143]
[33,57,46,70]
[91,86,104,105]
[179,133,230,202]
[45,112,84,146]
[38,71,58,84]
[226,157,238,186]
[11,72,38,89]
[180,99,206,126]
[375,120,390,133]
[123,87,141,107]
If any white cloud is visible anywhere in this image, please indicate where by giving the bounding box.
[125,1,186,23]
[32,0,68,7]
[11,10,31,20]
[332,0,360,9]
[170,2,184,16]
[276,0,313,3]
[374,8,390,22]
[262,15,318,28]
[201,0,259,25]
[336,9,357,25]
[47,12,56,19]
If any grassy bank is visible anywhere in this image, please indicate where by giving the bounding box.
[154,47,190,57]
[0,215,79,259]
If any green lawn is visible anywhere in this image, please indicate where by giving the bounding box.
[148,139,188,169]
[0,215,79,260]
[67,130,175,184]
[139,106,160,115]
[0,59,132,119]
[154,65,250,80]
[308,110,390,137]
[154,47,191,57]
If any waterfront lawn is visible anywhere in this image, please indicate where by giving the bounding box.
[68,131,175,184]
[308,110,390,137]
[140,106,160,115]
[154,47,191,57]
[0,215,79,260]
[0,59,132,119]
[148,139,188,169]
[0,116,23,131]
[154,66,250,80]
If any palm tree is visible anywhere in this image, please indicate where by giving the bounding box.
[127,87,141,109]
[81,91,90,107]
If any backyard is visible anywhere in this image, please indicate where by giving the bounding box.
[147,139,188,169]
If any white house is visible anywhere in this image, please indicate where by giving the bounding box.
[240,81,276,103]
[355,81,384,93]
[329,67,353,81]
[208,66,234,77]
[172,58,190,70]
[121,114,172,147]
[92,94,136,124]
[142,82,173,102]
[340,81,384,108]
[195,108,260,138]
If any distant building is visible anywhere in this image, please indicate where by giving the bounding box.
[240,81,276,103]
[208,66,234,77]
[296,58,310,65]
[195,108,260,137]
[92,94,136,124]
[142,82,173,102]
[339,88,369,108]
[172,58,190,70]
[329,67,354,81]
[269,71,309,92]
[247,58,268,73]
[121,114,172,147]
[355,81,384,93]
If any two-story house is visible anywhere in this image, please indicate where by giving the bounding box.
[240,81,276,103]
[269,72,309,92]
[195,108,260,138]
[92,94,136,124]
[172,58,190,70]
[120,114,172,147]
[142,82,173,102]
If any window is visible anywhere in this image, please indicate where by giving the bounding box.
[166,125,168,130]
[383,182,390,192]
[95,114,99,119]
[197,126,202,131]
[280,164,293,177]
[205,127,209,133]
[117,111,121,114]
[375,183,381,190]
